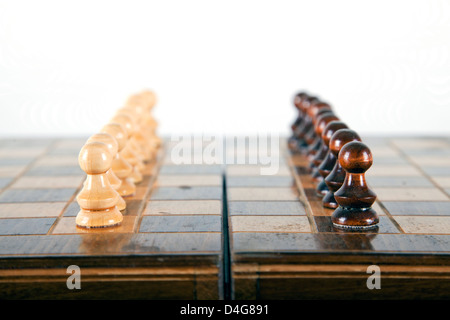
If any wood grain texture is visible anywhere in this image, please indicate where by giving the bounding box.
[1,136,450,300]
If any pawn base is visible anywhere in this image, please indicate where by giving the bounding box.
[116,194,126,211]
[331,206,378,230]
[117,178,136,197]
[131,166,143,184]
[76,207,123,228]
[322,191,339,209]
[311,167,323,182]
[316,180,328,197]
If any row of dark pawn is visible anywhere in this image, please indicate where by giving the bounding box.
[288,92,379,230]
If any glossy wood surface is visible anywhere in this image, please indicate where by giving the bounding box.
[0,135,449,300]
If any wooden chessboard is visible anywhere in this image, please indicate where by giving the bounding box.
[0,136,449,300]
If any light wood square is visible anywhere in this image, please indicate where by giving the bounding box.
[394,216,450,234]
[0,202,67,218]
[375,187,449,201]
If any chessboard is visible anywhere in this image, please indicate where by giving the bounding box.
[0,135,449,300]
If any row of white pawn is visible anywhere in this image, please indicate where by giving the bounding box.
[75,90,161,228]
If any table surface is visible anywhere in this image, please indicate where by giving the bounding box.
[0,136,449,299]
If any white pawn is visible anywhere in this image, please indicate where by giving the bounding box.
[86,133,126,211]
[110,112,144,184]
[101,122,136,197]
[76,141,123,228]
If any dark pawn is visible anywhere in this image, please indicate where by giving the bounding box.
[309,112,339,180]
[303,102,332,149]
[323,129,361,209]
[315,120,348,196]
[288,92,309,151]
[331,141,379,230]
[293,96,320,150]
[290,92,309,133]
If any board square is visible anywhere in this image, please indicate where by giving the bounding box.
[393,216,450,234]
[230,216,311,233]
[0,218,56,235]
[421,166,450,176]
[227,187,299,201]
[33,155,79,167]
[149,186,222,200]
[0,166,27,177]
[0,188,77,203]
[430,177,450,188]
[0,178,13,189]
[366,176,434,188]
[382,201,450,215]
[408,155,450,166]
[24,165,83,176]
[228,201,306,215]
[139,215,222,233]
[62,201,80,217]
[154,174,222,187]
[0,202,67,218]
[0,158,35,166]
[226,176,294,187]
[0,147,47,158]
[368,165,422,177]
[374,187,449,201]
[231,233,324,252]
[10,176,84,189]
[226,165,290,176]
[370,234,450,252]
[143,200,222,215]
[159,165,222,175]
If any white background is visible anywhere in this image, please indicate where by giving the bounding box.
[1,0,450,138]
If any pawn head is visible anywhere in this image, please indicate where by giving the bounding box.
[140,90,157,110]
[87,132,118,157]
[339,141,373,174]
[308,102,332,120]
[300,96,320,113]
[110,112,135,137]
[79,141,113,175]
[314,112,339,136]
[293,92,308,110]
[101,123,127,152]
[322,121,348,146]
[329,129,362,157]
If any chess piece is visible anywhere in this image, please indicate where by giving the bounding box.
[303,102,332,148]
[139,89,158,110]
[117,106,153,162]
[323,129,361,209]
[293,96,320,151]
[289,92,309,151]
[331,141,378,230]
[110,112,144,184]
[129,90,162,149]
[76,141,123,228]
[101,123,136,197]
[315,120,348,196]
[291,92,309,132]
[309,112,339,180]
[86,133,126,211]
